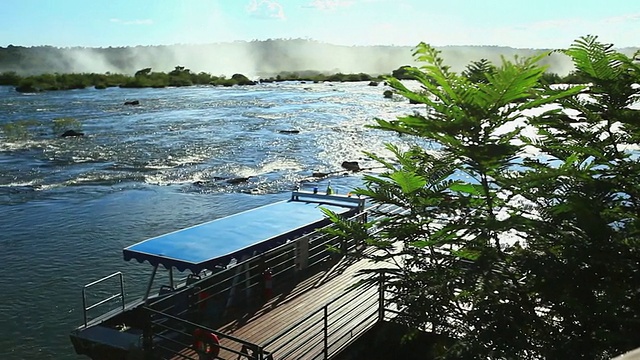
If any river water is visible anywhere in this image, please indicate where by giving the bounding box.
[0,82,418,359]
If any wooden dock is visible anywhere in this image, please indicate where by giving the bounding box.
[152,204,407,360]
[220,255,384,359]
[163,252,388,360]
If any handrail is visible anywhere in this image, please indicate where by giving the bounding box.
[81,272,125,327]
[260,274,380,359]
[149,206,369,316]
[261,279,377,348]
[143,306,265,360]
[291,190,366,212]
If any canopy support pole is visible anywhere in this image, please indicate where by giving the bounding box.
[143,265,159,304]
[169,267,174,289]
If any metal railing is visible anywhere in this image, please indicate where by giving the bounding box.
[141,272,393,360]
[259,274,382,360]
[144,306,268,360]
[146,208,370,321]
[81,271,125,327]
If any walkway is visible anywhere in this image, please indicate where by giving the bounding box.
[167,253,388,360]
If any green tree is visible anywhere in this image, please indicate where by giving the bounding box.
[461,58,496,83]
[134,67,152,77]
[0,119,42,140]
[517,35,640,358]
[391,65,415,80]
[540,71,562,85]
[328,37,640,359]
[0,71,21,85]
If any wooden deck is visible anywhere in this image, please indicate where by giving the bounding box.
[166,252,388,360]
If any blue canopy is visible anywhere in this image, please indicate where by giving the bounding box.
[123,199,357,273]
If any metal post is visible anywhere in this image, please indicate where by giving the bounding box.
[144,265,159,304]
[168,267,174,289]
[323,305,329,360]
[82,289,88,327]
[378,272,385,322]
[119,272,125,311]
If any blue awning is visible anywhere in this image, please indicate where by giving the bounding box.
[123,199,356,273]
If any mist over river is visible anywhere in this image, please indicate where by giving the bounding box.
[0,82,420,359]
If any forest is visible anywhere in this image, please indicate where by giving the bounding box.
[2,39,631,92]
[5,38,632,78]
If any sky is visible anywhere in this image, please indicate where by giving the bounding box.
[1,0,639,49]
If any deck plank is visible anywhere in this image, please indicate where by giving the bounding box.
[213,254,388,359]
[162,251,389,360]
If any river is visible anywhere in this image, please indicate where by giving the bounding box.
[0,82,418,359]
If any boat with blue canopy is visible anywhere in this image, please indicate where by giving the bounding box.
[124,192,363,273]
[70,189,367,360]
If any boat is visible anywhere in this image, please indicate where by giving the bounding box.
[70,189,367,360]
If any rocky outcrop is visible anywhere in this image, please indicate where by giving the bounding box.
[231,74,256,86]
[193,176,252,186]
[60,130,84,137]
[124,100,140,105]
[341,161,361,172]
[225,177,252,184]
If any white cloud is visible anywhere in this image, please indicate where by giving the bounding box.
[246,0,286,20]
[602,13,640,24]
[523,18,582,31]
[109,18,153,25]
[303,0,355,11]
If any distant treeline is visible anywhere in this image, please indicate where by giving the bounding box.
[0,62,593,93]
[5,38,635,77]
[0,66,386,92]
[0,39,417,77]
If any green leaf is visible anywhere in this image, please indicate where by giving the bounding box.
[450,249,481,261]
[449,182,484,195]
[389,170,427,194]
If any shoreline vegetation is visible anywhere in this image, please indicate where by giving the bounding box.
[0,65,587,93]
[0,66,387,92]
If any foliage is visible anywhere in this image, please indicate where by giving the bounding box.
[231,73,256,85]
[330,36,640,359]
[3,67,389,92]
[260,71,382,83]
[0,119,42,140]
[539,71,562,84]
[461,58,495,83]
[391,65,415,80]
[134,67,152,77]
[0,71,20,85]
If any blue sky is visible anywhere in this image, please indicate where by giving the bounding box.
[1,0,639,49]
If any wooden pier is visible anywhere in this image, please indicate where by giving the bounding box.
[156,249,392,360]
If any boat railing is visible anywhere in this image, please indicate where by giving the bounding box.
[259,273,380,359]
[146,207,367,320]
[145,201,405,318]
[252,270,401,360]
[290,190,367,212]
[76,200,404,329]
[142,306,268,360]
[142,271,400,360]
[81,271,125,328]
